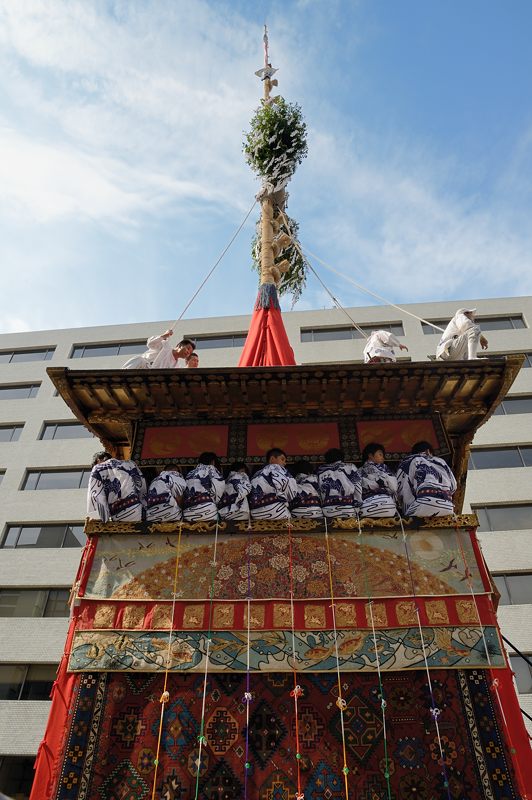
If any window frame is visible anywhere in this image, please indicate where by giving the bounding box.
[0,588,70,618]
[39,421,94,441]
[0,424,24,442]
[300,322,405,343]
[21,468,91,491]
[494,396,532,416]
[492,573,532,605]
[185,333,248,349]
[473,504,532,532]
[0,347,55,363]
[421,314,527,334]
[0,383,40,399]
[0,663,57,701]
[1,522,86,548]
[469,445,532,470]
[70,340,146,359]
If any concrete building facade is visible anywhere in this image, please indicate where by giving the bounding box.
[1,296,531,797]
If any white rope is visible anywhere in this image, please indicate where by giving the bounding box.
[195,520,220,785]
[278,209,369,338]
[324,517,350,792]
[171,200,257,329]
[356,515,392,797]
[299,242,446,334]
[398,517,449,773]
[452,519,513,732]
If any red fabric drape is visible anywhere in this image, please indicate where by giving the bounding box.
[238,285,295,367]
[30,618,78,800]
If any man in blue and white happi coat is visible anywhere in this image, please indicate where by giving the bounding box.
[249,449,298,520]
[316,448,362,518]
[359,443,398,518]
[87,451,147,522]
[289,460,323,519]
[146,465,186,522]
[183,452,225,522]
[397,441,457,517]
[219,463,252,521]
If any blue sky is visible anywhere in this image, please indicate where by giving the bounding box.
[1,0,531,333]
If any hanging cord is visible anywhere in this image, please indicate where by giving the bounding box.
[171,200,257,328]
[278,209,369,338]
[398,516,452,799]
[243,520,254,799]
[288,522,304,800]
[299,239,446,334]
[323,517,350,797]
[356,514,392,800]
[151,523,183,800]
[194,520,221,800]
[453,519,529,793]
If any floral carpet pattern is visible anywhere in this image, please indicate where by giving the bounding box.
[82,529,485,602]
[54,669,518,799]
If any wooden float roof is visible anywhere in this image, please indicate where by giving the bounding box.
[48,356,523,449]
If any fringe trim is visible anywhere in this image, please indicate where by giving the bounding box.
[255,283,280,310]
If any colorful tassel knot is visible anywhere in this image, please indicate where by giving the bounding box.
[243,691,253,703]
[295,793,305,800]
[430,707,441,718]
[290,685,303,698]
[335,697,347,711]
[197,735,207,744]
[159,690,170,704]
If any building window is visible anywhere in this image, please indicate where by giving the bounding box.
[493,396,532,415]
[0,424,24,442]
[0,347,55,363]
[300,322,404,343]
[70,341,146,358]
[0,756,36,799]
[493,574,532,605]
[0,589,70,618]
[421,315,526,334]
[0,470,4,486]
[186,333,248,349]
[522,352,532,368]
[0,664,57,701]
[2,523,85,548]
[474,504,532,532]
[509,656,532,694]
[22,469,91,490]
[40,422,94,440]
[0,384,40,399]
[469,446,532,469]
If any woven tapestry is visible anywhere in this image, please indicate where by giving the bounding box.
[54,669,518,799]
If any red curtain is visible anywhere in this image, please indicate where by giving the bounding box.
[238,285,295,367]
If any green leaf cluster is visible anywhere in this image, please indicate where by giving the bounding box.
[243,98,308,187]
[251,214,308,305]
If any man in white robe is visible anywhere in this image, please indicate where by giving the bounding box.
[219,463,252,521]
[183,453,225,522]
[146,466,186,522]
[363,330,408,363]
[359,443,398,518]
[316,448,362,518]
[435,309,488,361]
[249,449,298,520]
[289,460,323,519]
[87,452,146,522]
[397,441,457,517]
[123,330,195,369]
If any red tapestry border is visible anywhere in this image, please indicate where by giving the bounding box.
[73,594,496,632]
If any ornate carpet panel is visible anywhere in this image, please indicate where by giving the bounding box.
[68,626,504,672]
[54,669,518,799]
[81,530,485,602]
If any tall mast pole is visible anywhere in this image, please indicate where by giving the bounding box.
[256,26,280,288]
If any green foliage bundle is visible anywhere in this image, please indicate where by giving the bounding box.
[243,98,308,191]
